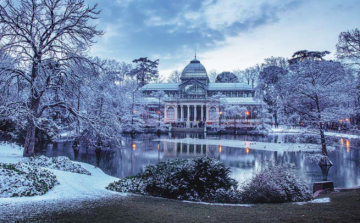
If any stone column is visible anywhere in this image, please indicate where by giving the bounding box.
[180,105,183,121]
[187,105,190,121]
[201,105,204,121]
[194,105,197,121]
[206,105,210,121]
[174,105,178,121]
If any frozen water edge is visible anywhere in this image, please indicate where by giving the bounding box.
[270,128,360,139]
[294,197,330,205]
[154,138,334,152]
[0,144,126,206]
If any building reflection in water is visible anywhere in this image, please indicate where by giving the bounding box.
[33,133,360,189]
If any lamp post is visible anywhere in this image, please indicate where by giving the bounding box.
[245,111,250,125]
[219,111,223,131]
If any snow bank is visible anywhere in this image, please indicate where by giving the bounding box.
[21,156,91,175]
[0,143,123,205]
[294,197,330,205]
[154,138,331,152]
[270,128,360,139]
[0,163,58,198]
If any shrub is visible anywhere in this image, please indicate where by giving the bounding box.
[107,157,238,202]
[107,158,313,204]
[241,163,312,203]
[0,163,58,198]
[22,155,91,175]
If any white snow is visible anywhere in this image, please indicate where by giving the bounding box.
[0,143,124,204]
[270,128,360,139]
[154,138,333,152]
[294,197,330,205]
[182,200,252,207]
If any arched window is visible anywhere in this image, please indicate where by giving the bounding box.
[209,107,217,120]
[167,107,175,119]
[181,83,206,98]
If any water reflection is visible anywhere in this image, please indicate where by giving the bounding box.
[34,133,360,189]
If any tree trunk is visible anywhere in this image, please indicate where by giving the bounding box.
[274,111,278,128]
[23,118,36,157]
[319,126,327,156]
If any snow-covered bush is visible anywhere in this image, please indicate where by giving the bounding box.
[22,156,91,175]
[241,163,312,203]
[107,157,239,202]
[108,158,312,204]
[0,163,58,198]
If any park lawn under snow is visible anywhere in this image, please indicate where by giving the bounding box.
[154,138,335,152]
[0,143,122,204]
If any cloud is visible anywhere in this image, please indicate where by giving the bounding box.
[88,0,304,73]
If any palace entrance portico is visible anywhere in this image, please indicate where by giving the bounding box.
[164,101,220,127]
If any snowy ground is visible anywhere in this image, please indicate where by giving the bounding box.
[270,128,360,139]
[0,143,125,220]
[155,138,334,152]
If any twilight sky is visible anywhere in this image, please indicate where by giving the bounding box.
[87,0,360,78]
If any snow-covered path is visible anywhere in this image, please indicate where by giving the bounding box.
[154,138,334,152]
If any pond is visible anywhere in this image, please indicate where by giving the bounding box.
[34,133,360,189]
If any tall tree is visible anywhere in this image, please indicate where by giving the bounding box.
[0,0,103,156]
[336,28,360,67]
[281,50,355,166]
[129,57,159,87]
[256,66,288,127]
[215,71,239,83]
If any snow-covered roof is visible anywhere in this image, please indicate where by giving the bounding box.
[141,82,253,91]
[224,97,261,105]
[141,83,179,91]
[208,83,252,91]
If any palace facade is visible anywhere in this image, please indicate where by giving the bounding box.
[141,57,261,127]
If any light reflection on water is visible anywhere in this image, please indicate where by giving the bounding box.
[34,133,360,189]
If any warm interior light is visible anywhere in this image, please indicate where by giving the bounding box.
[246,111,250,116]
[219,111,223,115]
[133,110,136,113]
[340,119,343,122]
[341,138,344,145]
[246,147,249,154]
[132,143,136,150]
[219,145,222,153]
[158,111,161,114]
[157,144,160,150]
[345,118,349,122]
[346,139,350,152]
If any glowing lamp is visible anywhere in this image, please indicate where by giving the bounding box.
[157,111,161,114]
[246,147,250,154]
[132,143,136,150]
[157,144,160,150]
[133,110,136,113]
[219,111,223,115]
[245,111,250,116]
[340,119,343,122]
[345,118,349,122]
[219,145,222,153]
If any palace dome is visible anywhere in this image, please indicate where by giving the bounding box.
[181,58,209,80]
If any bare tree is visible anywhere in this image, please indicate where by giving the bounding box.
[0,0,103,156]
[336,28,360,66]
[208,69,218,83]
[167,70,181,83]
